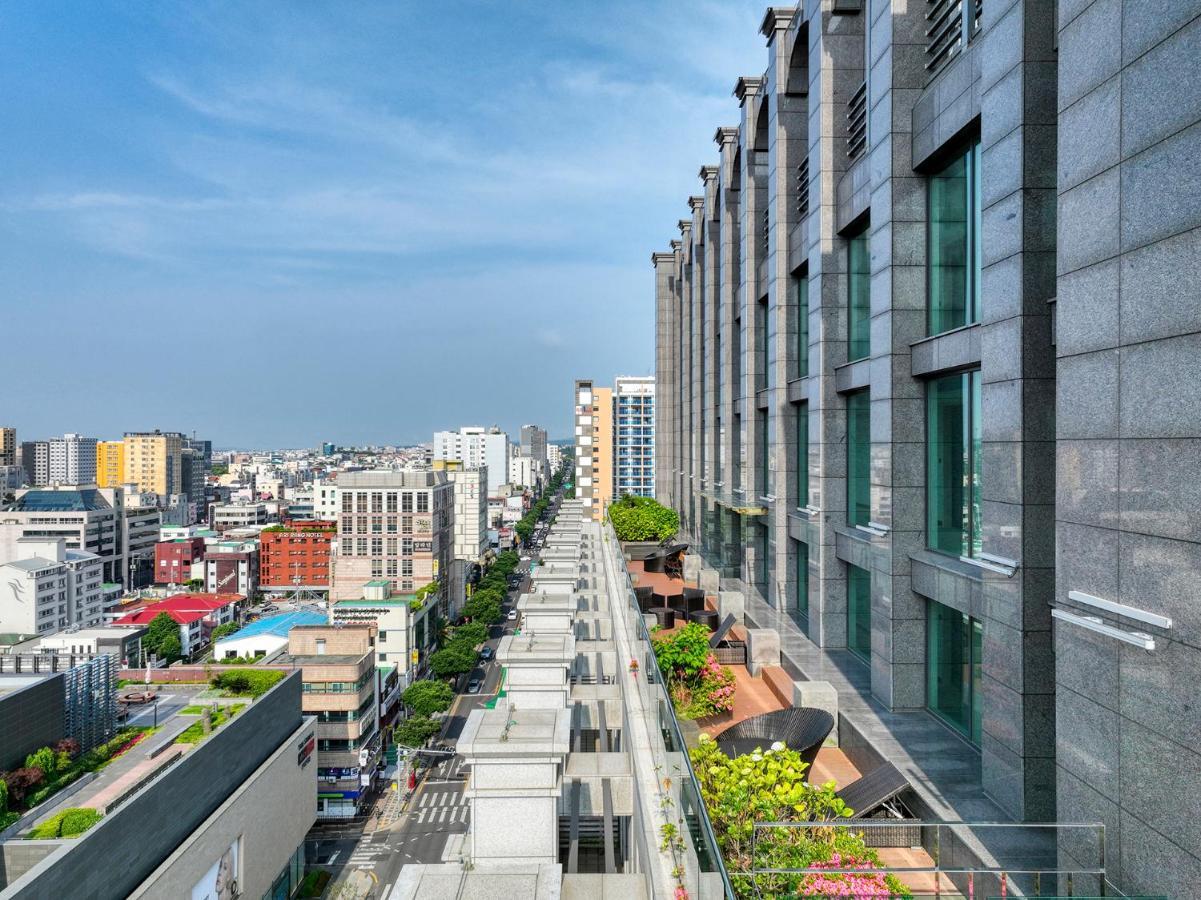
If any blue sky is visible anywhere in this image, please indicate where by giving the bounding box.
[0,1,765,447]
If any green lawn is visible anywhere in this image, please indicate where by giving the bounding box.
[174,705,245,744]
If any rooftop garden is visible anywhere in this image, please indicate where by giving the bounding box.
[652,622,737,720]
[609,495,679,542]
[210,668,285,698]
[690,736,911,899]
[25,807,102,840]
[175,704,246,744]
[0,730,153,831]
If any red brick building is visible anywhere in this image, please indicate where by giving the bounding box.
[259,519,335,590]
[154,537,207,585]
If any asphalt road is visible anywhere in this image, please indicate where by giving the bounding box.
[307,485,567,895]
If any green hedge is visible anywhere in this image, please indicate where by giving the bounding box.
[26,807,102,840]
[608,495,679,542]
[211,669,285,698]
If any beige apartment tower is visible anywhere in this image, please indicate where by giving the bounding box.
[0,428,15,467]
[572,380,613,522]
[123,431,183,495]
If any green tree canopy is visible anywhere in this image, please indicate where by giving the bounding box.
[450,621,488,648]
[402,680,454,718]
[145,613,183,662]
[429,644,477,678]
[394,715,441,749]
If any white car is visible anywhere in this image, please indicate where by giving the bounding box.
[507,610,518,621]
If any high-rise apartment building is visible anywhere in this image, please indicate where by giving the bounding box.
[20,440,49,487]
[0,427,15,467]
[330,470,453,611]
[123,430,184,496]
[519,424,548,463]
[547,443,562,472]
[653,5,1200,896]
[432,460,488,618]
[572,380,613,521]
[95,439,125,487]
[613,376,655,499]
[47,433,97,485]
[432,426,510,495]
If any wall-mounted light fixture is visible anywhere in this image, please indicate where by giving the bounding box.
[1051,608,1156,651]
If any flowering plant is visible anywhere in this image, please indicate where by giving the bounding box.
[653,624,738,720]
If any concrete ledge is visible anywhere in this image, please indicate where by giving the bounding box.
[718,591,744,624]
[683,554,702,582]
[792,681,839,747]
[745,629,781,676]
[761,666,795,709]
[699,568,720,594]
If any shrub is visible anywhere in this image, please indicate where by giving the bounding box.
[53,738,80,758]
[402,680,454,718]
[1,768,44,806]
[24,748,59,778]
[211,622,240,641]
[689,737,911,898]
[211,669,285,698]
[653,624,738,720]
[608,495,679,542]
[394,715,441,748]
[0,778,7,813]
[26,807,102,840]
[298,870,331,898]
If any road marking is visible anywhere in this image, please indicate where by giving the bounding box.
[379,884,394,900]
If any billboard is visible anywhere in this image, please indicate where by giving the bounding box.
[191,836,239,900]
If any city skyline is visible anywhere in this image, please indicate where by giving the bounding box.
[0,1,764,446]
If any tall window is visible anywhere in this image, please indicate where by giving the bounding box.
[847,563,871,662]
[756,295,769,392]
[927,370,983,557]
[847,226,871,361]
[756,408,770,499]
[793,540,809,633]
[795,271,810,378]
[846,391,871,527]
[795,403,809,509]
[927,600,983,744]
[929,140,982,334]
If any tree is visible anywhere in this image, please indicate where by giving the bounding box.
[211,622,240,641]
[394,715,441,749]
[450,621,488,648]
[145,612,182,663]
[1,768,44,806]
[462,597,500,626]
[429,644,477,678]
[402,680,454,718]
[25,747,59,778]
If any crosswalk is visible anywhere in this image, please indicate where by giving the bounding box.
[411,787,469,828]
[346,835,392,869]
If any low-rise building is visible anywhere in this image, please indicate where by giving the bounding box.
[0,538,105,635]
[259,519,334,599]
[211,501,270,532]
[284,624,381,820]
[153,536,206,586]
[213,609,327,662]
[204,541,260,598]
[112,593,244,658]
[332,580,436,686]
[33,625,147,663]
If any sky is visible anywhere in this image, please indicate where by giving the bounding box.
[0,1,766,447]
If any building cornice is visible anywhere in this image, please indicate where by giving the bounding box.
[698,165,719,184]
[759,7,797,40]
[734,76,764,104]
[713,126,740,147]
[651,252,676,266]
[687,195,705,212]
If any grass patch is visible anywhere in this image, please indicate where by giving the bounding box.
[25,807,101,840]
[210,669,285,698]
[174,705,245,744]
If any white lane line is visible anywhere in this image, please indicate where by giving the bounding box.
[380,884,394,900]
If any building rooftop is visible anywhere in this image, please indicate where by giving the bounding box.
[226,610,328,640]
[14,489,111,512]
[0,556,61,573]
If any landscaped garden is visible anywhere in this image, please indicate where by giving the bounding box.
[690,735,911,898]
[25,806,102,840]
[652,622,737,720]
[609,494,679,542]
[175,704,246,744]
[0,729,155,831]
[209,668,286,698]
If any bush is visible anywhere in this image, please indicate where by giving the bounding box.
[26,807,102,840]
[394,715,441,748]
[1,768,44,806]
[608,495,679,542]
[689,737,911,898]
[298,870,331,898]
[653,624,737,720]
[402,680,454,718]
[24,748,59,778]
[211,669,285,698]
[211,622,240,641]
[0,778,7,814]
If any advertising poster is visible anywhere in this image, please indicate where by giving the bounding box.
[191,836,239,900]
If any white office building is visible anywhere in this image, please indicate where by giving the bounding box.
[48,433,98,485]
[433,426,510,495]
[0,538,105,635]
[613,376,655,499]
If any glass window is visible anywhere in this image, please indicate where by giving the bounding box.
[793,539,809,633]
[846,390,871,527]
[847,226,871,361]
[927,599,983,744]
[926,370,982,557]
[756,296,768,392]
[795,403,808,509]
[928,140,982,334]
[796,270,809,378]
[756,408,769,499]
[847,563,871,662]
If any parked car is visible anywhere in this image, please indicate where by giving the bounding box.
[480,646,494,661]
[467,679,482,694]
[507,610,518,621]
